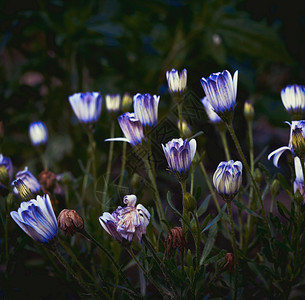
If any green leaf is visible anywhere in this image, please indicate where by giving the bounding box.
[201,204,226,233]
[232,199,262,219]
[204,249,226,265]
[197,195,210,216]
[200,223,218,265]
[277,201,290,220]
[277,173,292,197]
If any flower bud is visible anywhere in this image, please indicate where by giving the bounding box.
[13,179,35,201]
[121,93,132,112]
[29,121,48,146]
[184,192,196,212]
[254,168,262,184]
[244,101,254,122]
[164,227,186,256]
[270,179,280,197]
[0,165,9,186]
[57,209,84,235]
[177,119,192,138]
[292,127,305,158]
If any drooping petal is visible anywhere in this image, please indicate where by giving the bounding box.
[267,146,292,168]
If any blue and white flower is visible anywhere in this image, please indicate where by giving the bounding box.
[99,194,150,242]
[213,160,243,201]
[29,121,48,146]
[69,92,102,123]
[13,167,41,195]
[10,194,58,244]
[281,84,305,113]
[133,93,159,127]
[166,69,187,94]
[201,97,222,123]
[162,138,196,179]
[0,154,13,182]
[106,112,146,146]
[105,94,121,113]
[294,157,305,203]
[200,70,238,118]
[268,120,305,167]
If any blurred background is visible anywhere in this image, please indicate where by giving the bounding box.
[1,0,305,298]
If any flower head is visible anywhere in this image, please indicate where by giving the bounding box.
[281,84,305,115]
[200,70,238,122]
[29,121,48,146]
[99,195,150,242]
[105,94,121,113]
[162,138,196,180]
[10,194,58,244]
[13,167,41,195]
[213,160,242,202]
[57,209,84,235]
[0,154,13,182]
[201,97,222,123]
[268,120,305,167]
[69,92,102,123]
[133,93,159,127]
[164,227,186,256]
[166,69,187,94]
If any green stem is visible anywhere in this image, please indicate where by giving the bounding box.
[197,153,220,212]
[190,169,194,196]
[219,129,230,161]
[194,213,201,271]
[102,120,115,209]
[270,195,276,214]
[227,201,238,300]
[87,130,97,186]
[180,180,187,232]
[226,123,269,230]
[127,247,164,297]
[118,141,127,188]
[4,198,9,264]
[178,102,183,138]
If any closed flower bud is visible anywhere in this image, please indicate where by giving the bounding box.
[184,192,196,212]
[57,209,84,235]
[281,84,305,117]
[244,101,254,122]
[29,121,48,146]
[213,160,243,202]
[13,179,35,201]
[270,179,280,197]
[122,93,132,112]
[254,168,263,184]
[0,165,9,186]
[201,70,238,123]
[177,119,192,138]
[166,69,187,95]
[0,154,13,183]
[164,227,186,256]
[106,94,121,113]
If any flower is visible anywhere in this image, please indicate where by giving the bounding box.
[29,121,48,146]
[10,194,58,244]
[268,121,305,167]
[105,94,121,113]
[162,138,197,180]
[133,93,159,127]
[294,157,305,203]
[0,154,13,182]
[69,92,102,123]
[13,167,41,195]
[122,93,132,112]
[213,160,243,201]
[57,209,84,235]
[99,195,150,242]
[281,84,305,114]
[164,227,186,256]
[105,112,146,146]
[200,70,238,120]
[166,69,187,94]
[201,97,222,123]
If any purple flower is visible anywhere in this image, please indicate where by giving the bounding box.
[162,138,196,179]
[281,84,305,114]
[0,154,13,182]
[166,69,187,94]
[105,94,121,113]
[99,195,150,242]
[10,194,58,244]
[201,97,222,123]
[133,93,159,127]
[294,157,305,203]
[29,121,48,146]
[69,92,102,123]
[200,70,238,116]
[13,167,41,195]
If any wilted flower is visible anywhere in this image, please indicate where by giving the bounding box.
[0,154,13,182]
[294,157,305,204]
[29,121,48,146]
[162,138,197,180]
[224,253,235,272]
[281,84,305,115]
[166,69,187,95]
[39,169,57,191]
[10,194,58,244]
[106,94,121,113]
[268,121,305,167]
[105,112,146,146]
[213,160,243,201]
[164,227,186,256]
[133,93,159,127]
[13,166,41,195]
[69,92,102,123]
[99,194,150,242]
[201,97,222,123]
[200,70,238,121]
[57,209,84,235]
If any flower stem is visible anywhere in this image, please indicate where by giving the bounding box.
[227,201,238,300]
[118,141,127,188]
[219,128,230,161]
[102,120,115,209]
[178,102,183,138]
[87,130,97,186]
[180,180,187,232]
[226,123,269,230]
